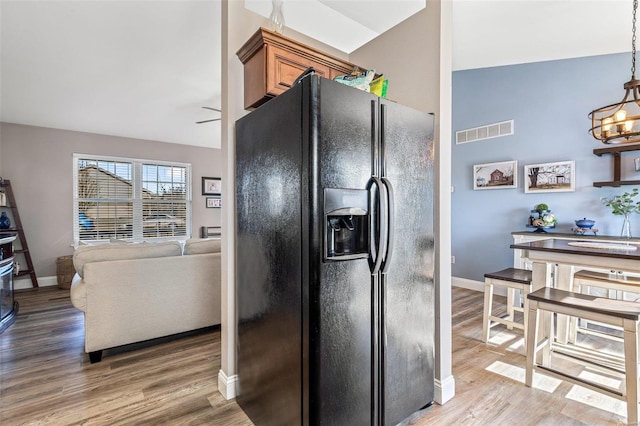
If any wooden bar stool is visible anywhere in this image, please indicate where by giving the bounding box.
[483,267,532,345]
[525,287,640,425]
[570,270,640,343]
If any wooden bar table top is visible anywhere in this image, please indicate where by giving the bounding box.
[510,238,640,343]
[510,238,640,275]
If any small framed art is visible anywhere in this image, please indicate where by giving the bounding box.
[206,197,222,208]
[202,177,221,196]
[473,160,518,190]
[200,226,221,238]
[524,161,575,193]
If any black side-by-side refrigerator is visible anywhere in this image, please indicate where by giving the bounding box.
[236,75,435,426]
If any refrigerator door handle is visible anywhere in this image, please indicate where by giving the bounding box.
[368,176,387,275]
[379,103,394,273]
[381,177,395,273]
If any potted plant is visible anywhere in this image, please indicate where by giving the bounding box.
[601,188,640,238]
[534,203,549,214]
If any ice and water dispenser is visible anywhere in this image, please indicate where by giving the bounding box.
[324,188,368,261]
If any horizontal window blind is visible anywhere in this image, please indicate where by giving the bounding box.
[73,154,191,243]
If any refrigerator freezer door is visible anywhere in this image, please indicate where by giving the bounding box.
[236,84,304,426]
[379,101,435,425]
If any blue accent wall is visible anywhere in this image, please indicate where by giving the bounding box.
[452,52,640,281]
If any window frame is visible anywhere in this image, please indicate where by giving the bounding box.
[73,153,192,243]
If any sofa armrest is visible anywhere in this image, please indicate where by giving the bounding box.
[70,273,86,312]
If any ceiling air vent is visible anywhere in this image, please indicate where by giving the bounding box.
[456,120,514,144]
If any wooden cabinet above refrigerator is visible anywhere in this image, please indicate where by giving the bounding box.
[236,27,366,110]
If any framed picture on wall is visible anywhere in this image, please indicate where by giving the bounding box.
[473,160,518,190]
[524,160,575,193]
[200,226,221,238]
[206,197,222,208]
[202,177,221,196]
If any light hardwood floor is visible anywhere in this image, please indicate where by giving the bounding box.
[0,286,628,425]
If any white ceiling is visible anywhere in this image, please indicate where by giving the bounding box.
[0,1,635,150]
[244,0,427,53]
[1,0,222,149]
[452,0,632,71]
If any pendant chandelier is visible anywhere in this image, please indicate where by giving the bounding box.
[589,0,640,144]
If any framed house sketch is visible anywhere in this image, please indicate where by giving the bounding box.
[473,160,518,190]
[524,161,575,193]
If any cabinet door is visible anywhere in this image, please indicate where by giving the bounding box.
[266,45,330,98]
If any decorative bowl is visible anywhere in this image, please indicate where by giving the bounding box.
[575,218,596,229]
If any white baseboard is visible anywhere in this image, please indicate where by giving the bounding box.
[451,276,483,292]
[218,369,238,400]
[14,275,56,290]
[452,276,507,297]
[434,375,456,405]
[217,370,456,406]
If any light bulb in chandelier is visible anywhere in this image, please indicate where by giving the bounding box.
[616,109,627,133]
[626,119,635,131]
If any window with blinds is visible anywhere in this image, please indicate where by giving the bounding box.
[73,154,191,242]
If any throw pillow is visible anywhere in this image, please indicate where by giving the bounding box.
[183,238,221,255]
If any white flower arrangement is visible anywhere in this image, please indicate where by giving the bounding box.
[542,213,557,225]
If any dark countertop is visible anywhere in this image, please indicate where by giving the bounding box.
[510,238,640,261]
[512,231,640,243]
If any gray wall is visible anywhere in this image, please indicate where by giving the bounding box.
[0,122,222,281]
[452,52,640,282]
[351,8,439,113]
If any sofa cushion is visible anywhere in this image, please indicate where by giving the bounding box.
[73,241,182,278]
[183,238,221,255]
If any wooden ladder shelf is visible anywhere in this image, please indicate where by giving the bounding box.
[0,180,38,288]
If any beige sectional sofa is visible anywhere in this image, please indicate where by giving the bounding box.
[70,238,221,363]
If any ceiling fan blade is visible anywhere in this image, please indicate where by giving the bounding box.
[196,106,222,124]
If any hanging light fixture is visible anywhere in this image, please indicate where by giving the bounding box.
[590,0,640,144]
